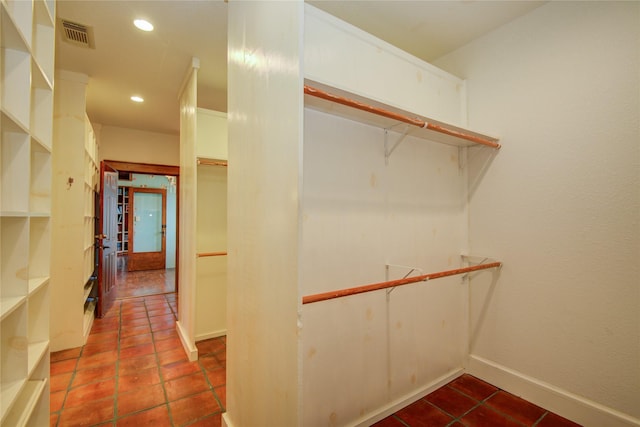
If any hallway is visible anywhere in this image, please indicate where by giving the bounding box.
[49,293,226,426]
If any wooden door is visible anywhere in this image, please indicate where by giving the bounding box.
[97,163,118,317]
[128,187,167,271]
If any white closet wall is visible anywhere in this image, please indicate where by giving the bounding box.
[435,2,640,425]
[50,71,99,351]
[177,59,199,361]
[300,6,494,425]
[1,0,55,424]
[195,108,227,341]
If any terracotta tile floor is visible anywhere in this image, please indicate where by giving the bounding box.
[50,293,226,427]
[115,266,176,299]
[51,292,580,427]
[374,374,582,427]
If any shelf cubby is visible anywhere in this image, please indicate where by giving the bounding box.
[32,0,54,84]
[1,115,30,214]
[0,302,28,424]
[29,140,51,214]
[1,47,31,130]
[1,216,29,303]
[28,216,50,284]
[1,378,47,426]
[2,1,33,49]
[30,66,53,150]
[27,284,49,374]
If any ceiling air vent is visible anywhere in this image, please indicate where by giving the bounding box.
[59,19,95,49]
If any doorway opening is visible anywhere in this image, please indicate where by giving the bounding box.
[103,160,180,300]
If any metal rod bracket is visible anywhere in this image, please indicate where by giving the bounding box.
[384,125,411,165]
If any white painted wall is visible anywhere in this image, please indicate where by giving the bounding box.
[225,2,303,426]
[196,108,228,161]
[195,164,227,340]
[97,125,179,166]
[435,2,640,425]
[50,71,90,351]
[301,109,469,426]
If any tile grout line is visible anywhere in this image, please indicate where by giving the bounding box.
[430,386,533,427]
[152,296,178,427]
[112,299,122,424]
[532,411,550,427]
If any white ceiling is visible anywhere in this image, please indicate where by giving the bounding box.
[55,1,545,135]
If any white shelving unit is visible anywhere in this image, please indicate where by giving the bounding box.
[0,0,55,424]
[50,73,98,352]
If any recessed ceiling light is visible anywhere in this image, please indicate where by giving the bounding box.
[134,19,153,32]
[130,96,144,103]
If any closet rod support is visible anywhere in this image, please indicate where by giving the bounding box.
[384,126,411,165]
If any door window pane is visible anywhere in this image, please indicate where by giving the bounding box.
[133,192,162,252]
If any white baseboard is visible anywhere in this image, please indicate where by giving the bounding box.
[468,355,640,427]
[221,412,233,427]
[195,329,227,342]
[352,368,464,427]
[176,320,198,362]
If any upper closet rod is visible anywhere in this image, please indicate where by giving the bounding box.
[302,262,501,304]
[304,85,501,149]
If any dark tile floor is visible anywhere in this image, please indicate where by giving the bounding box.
[115,264,175,299]
[50,293,226,427]
[373,374,582,427]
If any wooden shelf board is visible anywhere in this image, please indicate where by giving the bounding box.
[29,211,51,218]
[1,378,47,427]
[304,80,499,149]
[27,341,49,376]
[30,57,52,90]
[0,378,27,425]
[83,300,96,339]
[0,210,29,217]
[0,295,26,321]
[30,134,52,154]
[1,108,29,134]
[34,0,54,27]
[83,281,95,302]
[28,277,49,296]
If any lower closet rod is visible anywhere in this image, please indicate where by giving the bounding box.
[196,252,227,258]
[302,262,502,305]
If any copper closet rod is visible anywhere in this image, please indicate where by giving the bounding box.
[197,159,228,167]
[304,85,500,149]
[302,262,502,305]
[196,252,227,258]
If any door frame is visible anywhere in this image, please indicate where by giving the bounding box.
[103,160,180,292]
